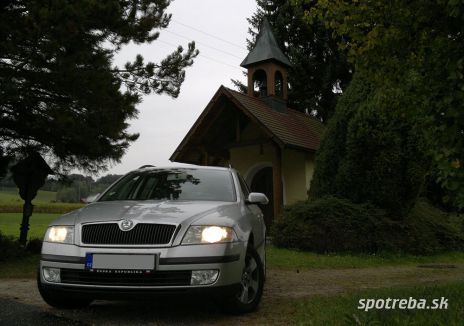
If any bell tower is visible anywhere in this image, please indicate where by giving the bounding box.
[241,18,291,111]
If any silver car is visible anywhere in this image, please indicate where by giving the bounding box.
[38,166,268,314]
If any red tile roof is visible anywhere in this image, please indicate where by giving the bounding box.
[224,87,324,151]
[170,86,325,162]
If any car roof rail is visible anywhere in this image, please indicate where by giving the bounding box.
[138,164,155,169]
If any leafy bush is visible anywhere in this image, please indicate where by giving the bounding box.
[0,231,43,260]
[423,169,462,213]
[0,231,26,261]
[273,196,387,253]
[404,199,464,254]
[272,196,464,254]
[25,238,43,254]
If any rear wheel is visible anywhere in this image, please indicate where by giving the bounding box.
[224,246,264,314]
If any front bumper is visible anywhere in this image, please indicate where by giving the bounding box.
[39,241,245,297]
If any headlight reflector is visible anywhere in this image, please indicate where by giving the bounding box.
[44,226,74,244]
[182,226,237,244]
[42,267,61,282]
[202,226,230,243]
[191,270,219,285]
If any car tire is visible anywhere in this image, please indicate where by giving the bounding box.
[37,269,93,309]
[223,246,264,314]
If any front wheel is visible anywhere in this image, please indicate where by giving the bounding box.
[224,246,264,314]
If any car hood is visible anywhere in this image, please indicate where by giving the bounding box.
[68,200,238,226]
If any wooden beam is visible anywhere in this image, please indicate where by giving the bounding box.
[273,144,283,222]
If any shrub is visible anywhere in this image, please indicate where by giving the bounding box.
[25,238,43,254]
[273,196,387,253]
[404,200,464,254]
[272,196,464,254]
[0,231,26,261]
[0,231,43,260]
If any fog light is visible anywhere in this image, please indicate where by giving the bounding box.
[43,267,61,283]
[191,270,219,285]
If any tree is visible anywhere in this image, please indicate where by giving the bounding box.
[0,0,199,175]
[54,173,122,202]
[95,174,123,186]
[310,74,429,218]
[309,75,372,200]
[234,0,352,122]
[306,0,464,207]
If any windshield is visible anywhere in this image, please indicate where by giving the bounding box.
[98,168,236,202]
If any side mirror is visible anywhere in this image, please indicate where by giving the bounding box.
[246,192,269,205]
[82,193,100,204]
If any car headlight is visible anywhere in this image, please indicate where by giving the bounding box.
[182,226,237,244]
[44,226,74,244]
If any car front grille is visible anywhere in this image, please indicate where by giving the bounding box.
[60,269,192,286]
[81,223,177,245]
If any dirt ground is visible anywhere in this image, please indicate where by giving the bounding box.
[1,265,463,325]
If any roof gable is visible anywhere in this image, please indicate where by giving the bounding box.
[170,86,324,162]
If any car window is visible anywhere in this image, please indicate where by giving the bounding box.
[102,173,141,200]
[99,169,236,202]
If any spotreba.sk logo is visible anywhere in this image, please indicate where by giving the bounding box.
[358,297,448,311]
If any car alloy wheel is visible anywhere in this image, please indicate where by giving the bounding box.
[238,250,260,304]
[223,246,264,314]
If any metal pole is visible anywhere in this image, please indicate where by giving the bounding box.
[19,200,33,246]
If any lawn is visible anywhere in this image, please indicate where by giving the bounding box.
[0,187,57,203]
[0,187,83,213]
[0,213,60,240]
[0,255,40,278]
[268,246,464,269]
[270,281,464,325]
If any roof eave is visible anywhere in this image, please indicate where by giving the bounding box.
[169,85,229,162]
[240,57,292,69]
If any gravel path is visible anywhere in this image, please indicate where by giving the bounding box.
[1,265,463,325]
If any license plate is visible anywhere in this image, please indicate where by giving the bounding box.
[85,254,156,271]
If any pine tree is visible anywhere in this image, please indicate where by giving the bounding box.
[0,0,199,174]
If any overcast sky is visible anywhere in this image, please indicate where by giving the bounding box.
[106,0,257,175]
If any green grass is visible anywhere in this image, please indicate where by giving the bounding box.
[267,246,464,269]
[284,281,464,325]
[0,213,60,239]
[0,187,83,213]
[0,187,57,204]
